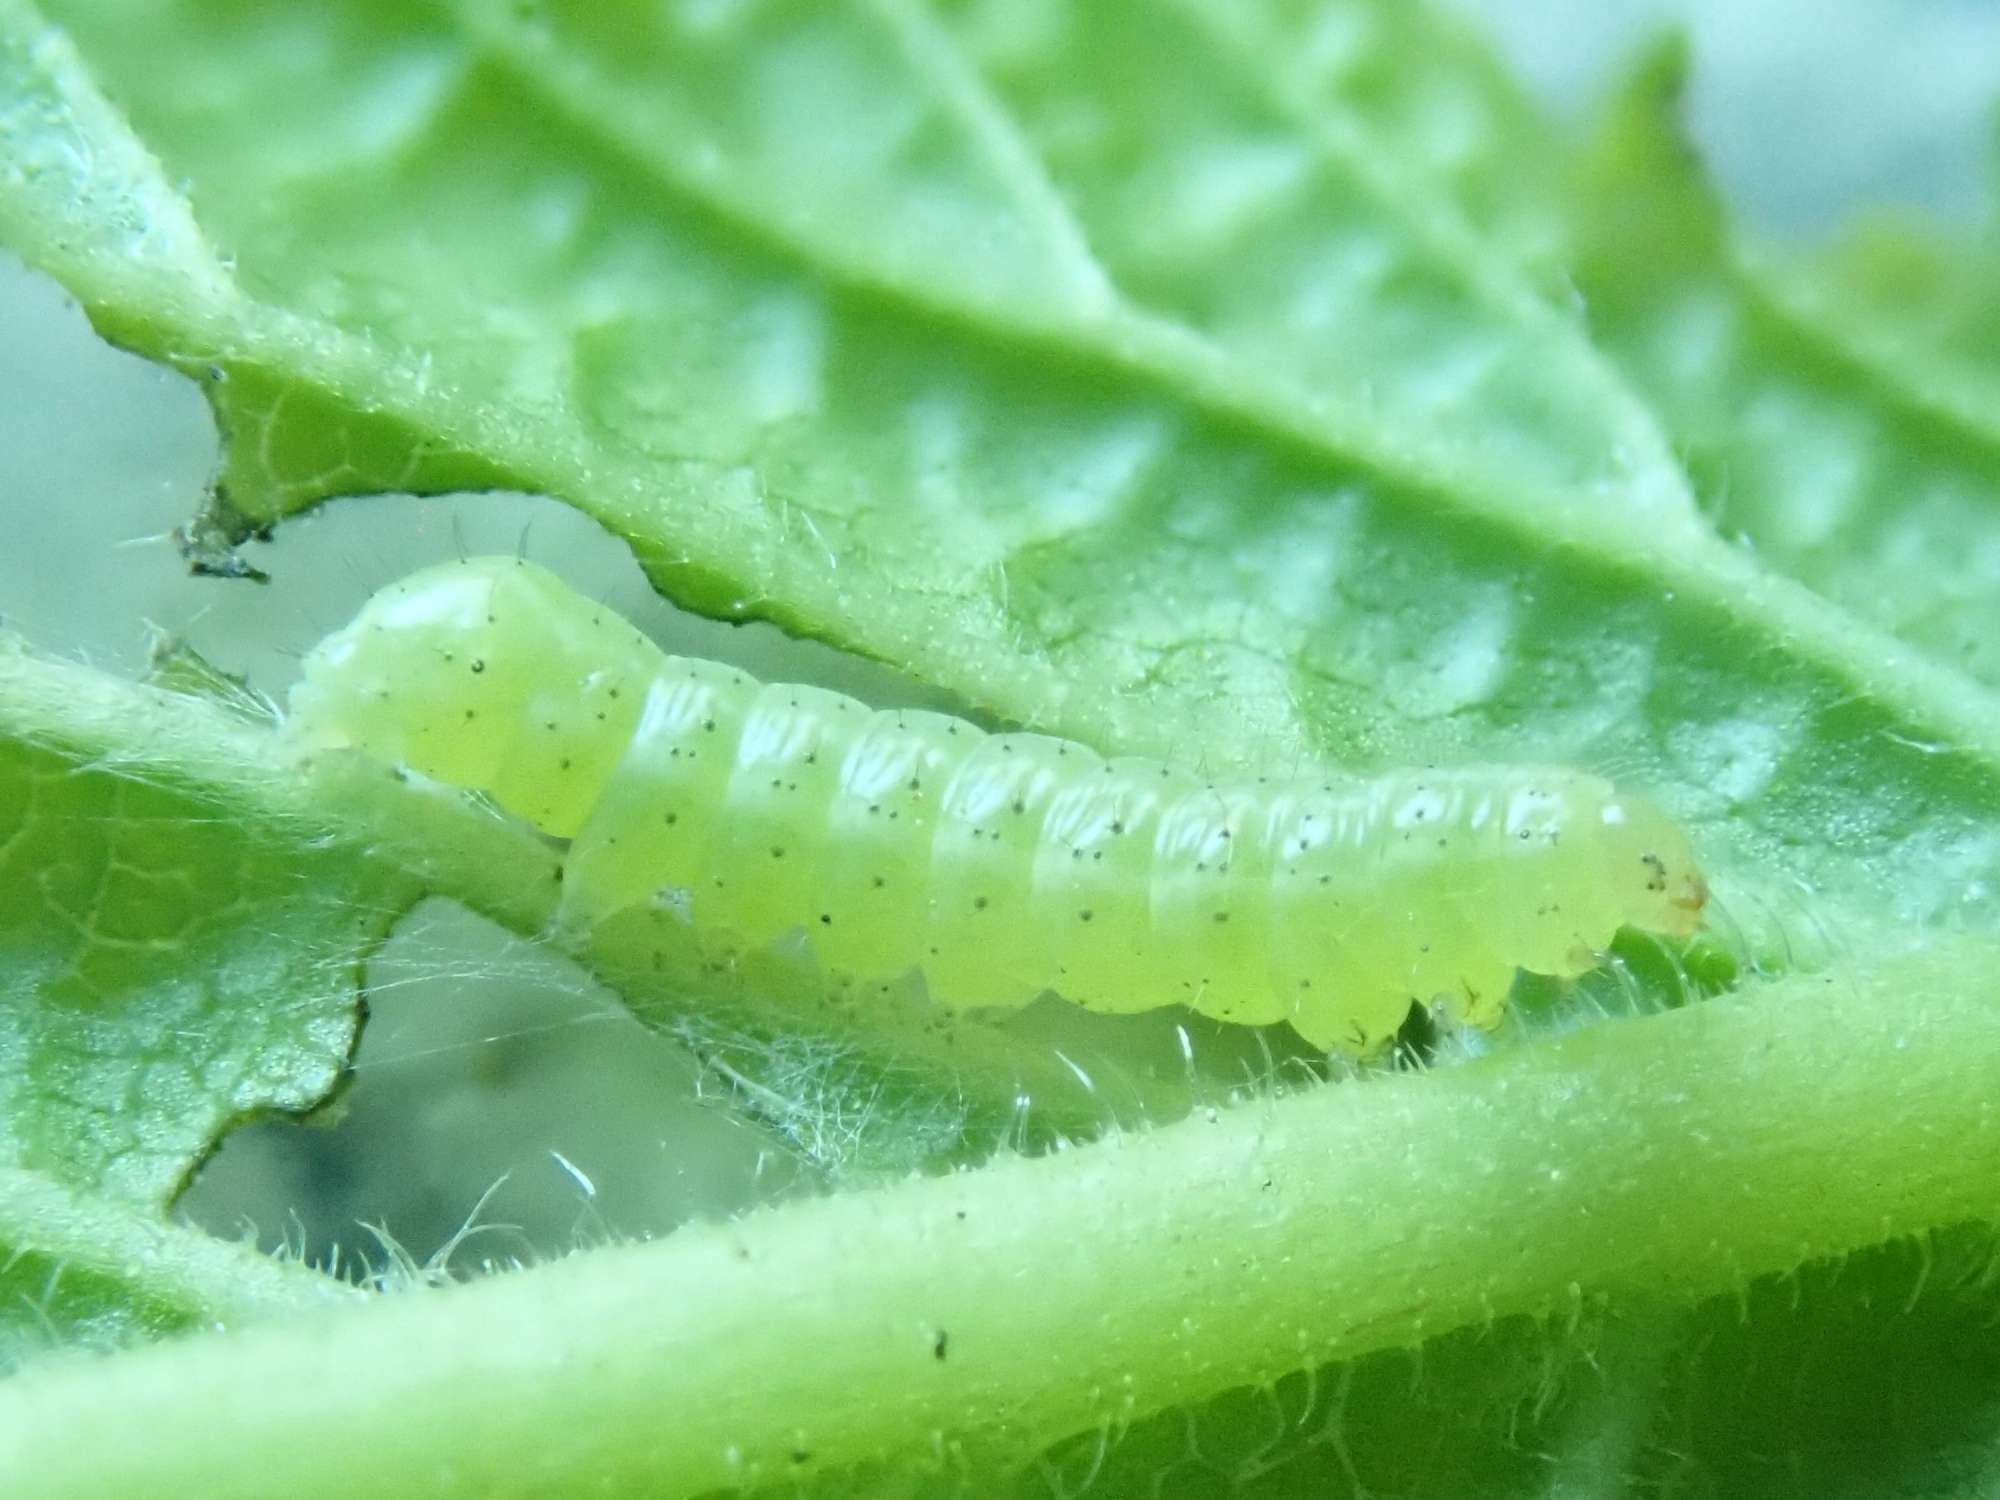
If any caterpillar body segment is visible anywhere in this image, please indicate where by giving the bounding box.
[286,557,1708,1053]
[284,557,660,837]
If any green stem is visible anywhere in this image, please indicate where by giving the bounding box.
[5,940,1997,1497]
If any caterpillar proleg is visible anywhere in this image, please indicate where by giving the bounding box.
[285,558,1708,1052]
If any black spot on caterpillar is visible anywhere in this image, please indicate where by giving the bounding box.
[284,558,1708,1053]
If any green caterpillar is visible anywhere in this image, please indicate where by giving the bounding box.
[285,557,1708,1053]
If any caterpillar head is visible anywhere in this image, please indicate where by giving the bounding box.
[1601,794,1708,939]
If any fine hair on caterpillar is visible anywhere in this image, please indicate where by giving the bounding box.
[283,557,1709,1053]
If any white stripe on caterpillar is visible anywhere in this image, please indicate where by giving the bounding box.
[284,558,1708,1053]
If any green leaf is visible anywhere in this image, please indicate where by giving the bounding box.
[473,0,1690,505]
[1565,40,2000,688]
[0,646,434,1365]
[0,652,368,1205]
[1778,208,2000,432]
[0,639,579,1201]
[1228,0,1578,277]
[1261,19,2000,702]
